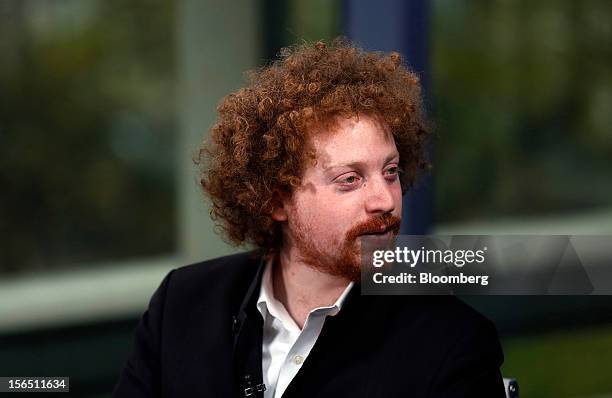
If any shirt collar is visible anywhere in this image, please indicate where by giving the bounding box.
[256,256,354,332]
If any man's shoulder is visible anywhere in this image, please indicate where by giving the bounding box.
[172,251,261,282]
[422,295,493,327]
[423,295,496,333]
[162,251,262,307]
[361,295,504,380]
[378,295,500,347]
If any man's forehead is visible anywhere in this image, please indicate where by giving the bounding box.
[309,116,397,168]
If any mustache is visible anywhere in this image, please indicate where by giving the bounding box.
[345,214,401,242]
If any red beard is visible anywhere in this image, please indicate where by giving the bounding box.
[292,213,401,282]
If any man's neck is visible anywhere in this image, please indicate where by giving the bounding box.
[272,250,350,329]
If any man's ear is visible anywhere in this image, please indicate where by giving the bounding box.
[271,190,289,222]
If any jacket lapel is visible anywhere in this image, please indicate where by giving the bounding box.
[232,256,266,397]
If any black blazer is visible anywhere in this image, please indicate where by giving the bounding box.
[113,252,505,397]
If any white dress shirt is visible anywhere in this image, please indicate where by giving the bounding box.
[256,258,353,398]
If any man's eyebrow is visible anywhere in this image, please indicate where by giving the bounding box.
[323,152,400,170]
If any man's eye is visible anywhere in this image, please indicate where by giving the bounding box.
[385,165,400,176]
[386,166,399,175]
[336,174,361,187]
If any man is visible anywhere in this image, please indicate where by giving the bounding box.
[114,39,505,397]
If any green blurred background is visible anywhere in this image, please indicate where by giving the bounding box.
[1,0,611,397]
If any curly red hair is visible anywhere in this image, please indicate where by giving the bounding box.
[196,38,430,253]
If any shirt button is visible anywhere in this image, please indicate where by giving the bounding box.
[293,355,304,365]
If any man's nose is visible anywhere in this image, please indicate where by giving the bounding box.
[364,177,396,214]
